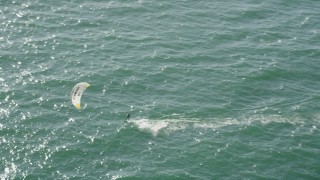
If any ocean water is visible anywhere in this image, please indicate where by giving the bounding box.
[1,0,320,179]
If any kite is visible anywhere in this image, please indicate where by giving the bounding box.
[70,82,90,109]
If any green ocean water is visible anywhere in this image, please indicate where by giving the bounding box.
[1,0,320,179]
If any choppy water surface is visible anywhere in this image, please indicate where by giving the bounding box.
[1,0,320,179]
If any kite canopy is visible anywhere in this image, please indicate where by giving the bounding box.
[71,82,90,109]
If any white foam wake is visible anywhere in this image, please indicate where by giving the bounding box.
[127,114,315,136]
[129,119,169,136]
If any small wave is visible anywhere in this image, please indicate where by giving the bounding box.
[0,162,17,180]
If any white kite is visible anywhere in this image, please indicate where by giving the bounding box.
[70,82,90,109]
